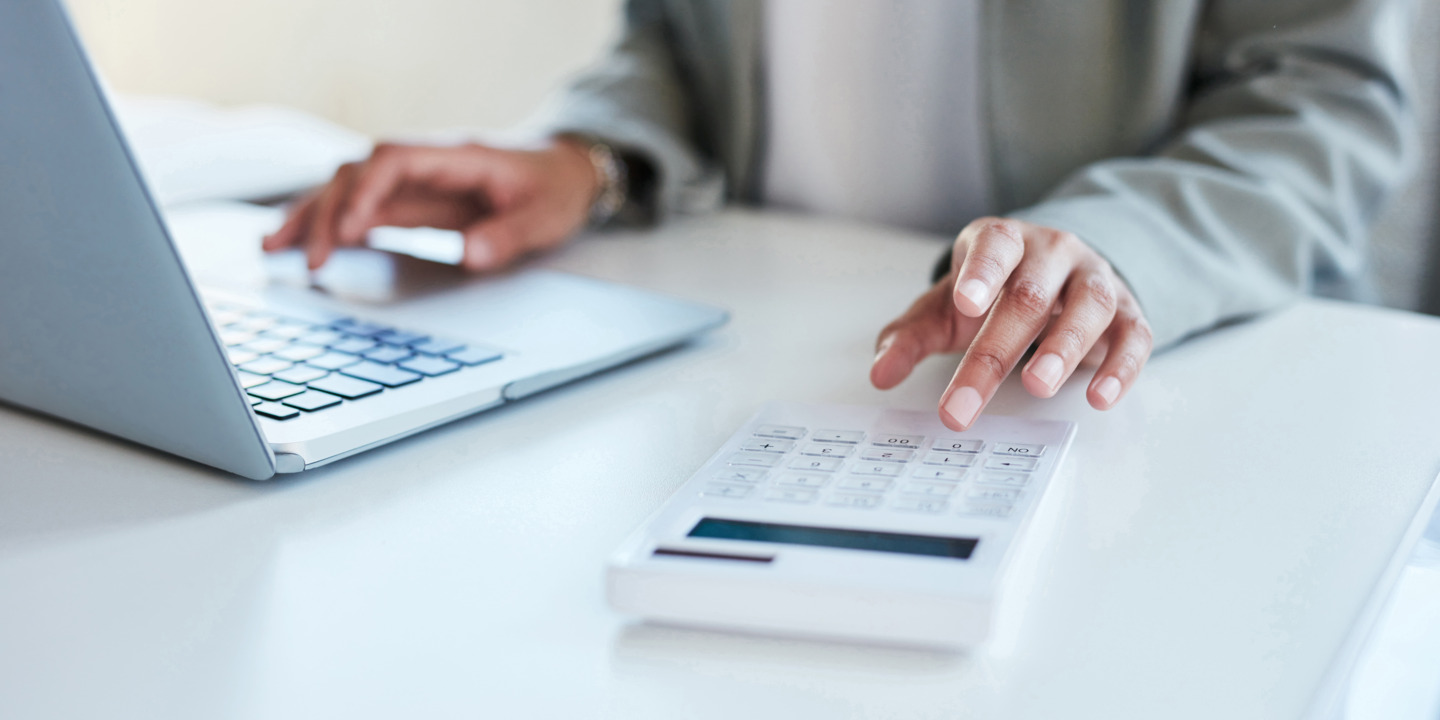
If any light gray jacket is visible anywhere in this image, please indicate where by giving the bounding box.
[531,0,1416,348]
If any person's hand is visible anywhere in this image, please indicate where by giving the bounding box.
[870,218,1153,430]
[264,138,599,272]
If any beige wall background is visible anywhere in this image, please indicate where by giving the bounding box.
[66,0,625,138]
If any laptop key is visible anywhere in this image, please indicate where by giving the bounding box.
[235,371,269,389]
[263,322,313,340]
[412,337,467,356]
[299,330,345,347]
[375,329,429,346]
[309,374,384,399]
[239,356,294,376]
[447,345,504,366]
[398,355,460,377]
[248,380,306,401]
[362,344,413,364]
[252,401,300,420]
[241,337,289,355]
[331,319,391,338]
[307,351,362,370]
[283,390,343,412]
[273,343,326,362]
[341,360,422,387]
[273,365,328,385]
[226,348,259,366]
[330,336,379,355]
[219,329,257,346]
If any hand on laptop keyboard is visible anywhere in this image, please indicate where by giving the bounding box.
[210,303,504,421]
[261,139,598,273]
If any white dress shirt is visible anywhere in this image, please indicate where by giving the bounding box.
[762,0,992,236]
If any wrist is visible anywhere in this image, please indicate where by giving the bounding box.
[553,134,628,227]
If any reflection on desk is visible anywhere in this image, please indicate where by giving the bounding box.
[1,210,1438,719]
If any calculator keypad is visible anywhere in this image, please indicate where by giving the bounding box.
[714,426,1046,518]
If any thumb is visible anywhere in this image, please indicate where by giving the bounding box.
[460,212,539,273]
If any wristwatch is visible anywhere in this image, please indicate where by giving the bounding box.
[562,134,629,227]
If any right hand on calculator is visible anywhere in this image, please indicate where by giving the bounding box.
[870,217,1154,431]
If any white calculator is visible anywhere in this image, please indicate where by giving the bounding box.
[607,402,1076,649]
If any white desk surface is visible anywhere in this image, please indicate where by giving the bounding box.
[2,209,1439,719]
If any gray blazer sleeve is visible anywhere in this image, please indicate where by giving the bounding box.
[1008,0,1415,349]
[525,0,724,218]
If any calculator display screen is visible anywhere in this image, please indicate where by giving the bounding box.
[688,518,978,559]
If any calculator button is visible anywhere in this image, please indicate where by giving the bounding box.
[800,443,853,458]
[993,442,1045,457]
[777,473,830,489]
[766,488,818,504]
[958,502,1014,518]
[849,463,902,478]
[984,457,1038,472]
[728,452,781,468]
[871,434,923,448]
[714,469,766,483]
[860,447,915,463]
[813,429,865,444]
[839,476,894,492]
[826,493,883,509]
[902,481,957,497]
[912,467,965,481]
[789,456,843,472]
[931,438,984,453]
[893,497,948,513]
[741,438,795,453]
[922,452,975,467]
[968,487,1022,503]
[754,424,806,440]
[702,483,753,499]
[977,472,1031,488]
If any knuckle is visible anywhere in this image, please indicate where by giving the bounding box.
[1047,324,1088,358]
[1123,314,1154,348]
[967,251,1009,285]
[1005,277,1053,318]
[976,217,1025,251]
[1051,229,1081,251]
[1111,351,1142,382]
[1078,272,1118,314]
[965,348,1009,385]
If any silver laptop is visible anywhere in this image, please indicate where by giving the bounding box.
[0,0,727,480]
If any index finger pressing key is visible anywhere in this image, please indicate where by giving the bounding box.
[939,250,1072,430]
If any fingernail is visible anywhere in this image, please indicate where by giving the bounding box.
[873,336,894,364]
[942,386,983,428]
[957,279,989,311]
[465,240,495,270]
[1095,376,1122,406]
[1029,353,1064,391]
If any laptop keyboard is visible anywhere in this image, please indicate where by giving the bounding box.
[207,302,504,421]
